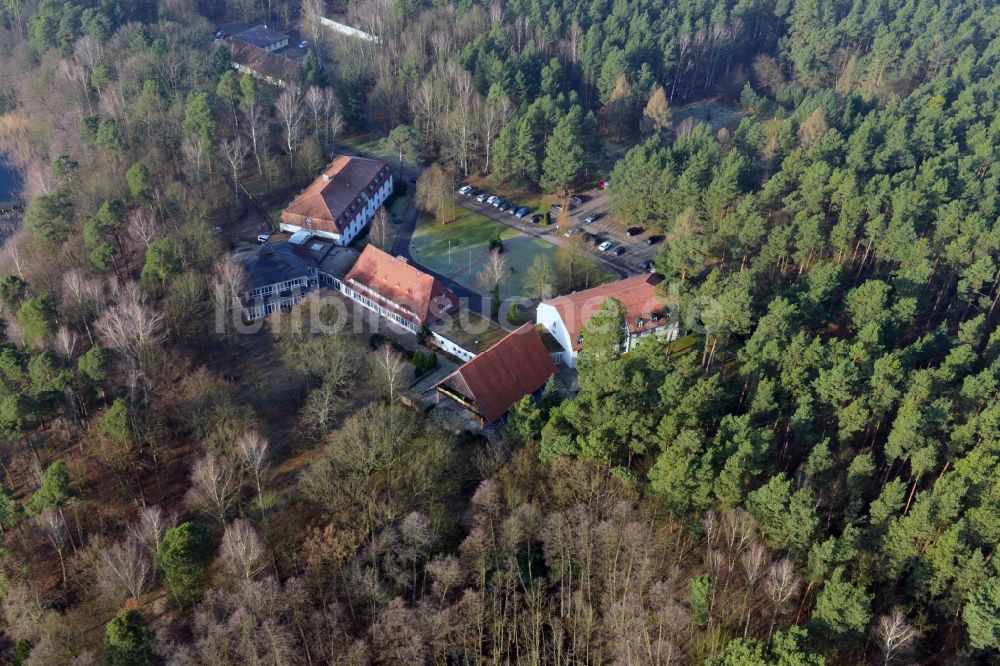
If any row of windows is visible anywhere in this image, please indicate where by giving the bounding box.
[335,175,391,227]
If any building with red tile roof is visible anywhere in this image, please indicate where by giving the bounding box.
[536,274,677,367]
[280,156,393,245]
[341,245,458,331]
[434,324,557,425]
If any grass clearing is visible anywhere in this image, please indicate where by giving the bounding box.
[336,132,421,180]
[411,211,556,299]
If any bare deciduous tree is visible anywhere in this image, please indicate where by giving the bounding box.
[182,136,206,179]
[875,609,918,665]
[763,557,799,640]
[185,453,243,525]
[301,0,328,62]
[127,504,175,557]
[370,344,408,401]
[236,431,270,516]
[477,92,512,174]
[740,542,769,637]
[369,207,391,249]
[275,84,305,166]
[234,0,259,22]
[37,509,70,588]
[127,208,161,249]
[221,134,246,197]
[476,249,508,295]
[53,326,79,360]
[243,98,266,176]
[98,538,153,602]
[220,519,269,580]
[95,282,166,401]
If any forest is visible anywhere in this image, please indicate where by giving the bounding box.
[0,0,997,663]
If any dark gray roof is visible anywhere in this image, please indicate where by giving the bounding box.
[233,25,287,49]
[238,242,317,291]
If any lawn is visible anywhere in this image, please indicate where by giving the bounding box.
[335,132,421,180]
[411,209,616,300]
[410,210,555,299]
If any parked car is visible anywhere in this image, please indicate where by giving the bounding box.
[529,214,543,224]
[458,185,472,195]
[492,198,505,208]
[564,228,577,237]
[499,202,513,212]
[550,204,563,213]
[476,192,489,202]
[626,227,644,236]
[598,240,612,252]
[598,180,608,190]
[257,233,271,243]
[582,231,595,242]
[584,212,602,223]
[612,246,626,256]
[570,195,583,205]
[514,207,530,218]
[299,40,309,49]
[646,235,662,245]
[214,30,227,38]
[644,260,656,272]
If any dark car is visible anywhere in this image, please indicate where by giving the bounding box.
[644,260,656,272]
[582,231,595,242]
[646,235,662,245]
[626,227,644,237]
[612,246,625,256]
[584,212,602,223]
[550,204,563,213]
[529,214,543,224]
[214,29,227,38]
[499,202,513,212]
[570,195,584,205]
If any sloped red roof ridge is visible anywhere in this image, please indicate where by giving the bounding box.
[437,324,557,423]
[540,274,667,351]
[281,156,390,235]
[343,245,458,326]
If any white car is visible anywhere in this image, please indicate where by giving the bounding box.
[458,185,472,195]
[598,240,612,252]
[486,195,499,205]
[476,192,489,202]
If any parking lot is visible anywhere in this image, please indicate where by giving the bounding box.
[456,186,660,277]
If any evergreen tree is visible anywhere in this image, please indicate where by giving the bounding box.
[103,610,154,666]
[157,522,213,603]
[577,298,626,370]
[540,107,587,195]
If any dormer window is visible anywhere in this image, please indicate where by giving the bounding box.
[636,317,644,327]
[651,313,659,323]
[577,334,584,345]
[305,217,313,227]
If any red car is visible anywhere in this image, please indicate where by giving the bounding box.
[598,180,608,190]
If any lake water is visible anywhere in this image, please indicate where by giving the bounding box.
[0,155,21,204]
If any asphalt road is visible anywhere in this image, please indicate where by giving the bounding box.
[456,189,660,277]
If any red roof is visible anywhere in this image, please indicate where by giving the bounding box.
[343,245,458,326]
[540,274,668,351]
[436,324,557,423]
[281,156,390,235]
